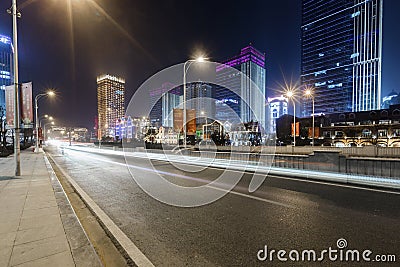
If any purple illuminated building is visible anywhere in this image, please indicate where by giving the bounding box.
[216,45,266,129]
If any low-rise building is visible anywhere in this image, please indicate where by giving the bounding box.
[276,104,400,147]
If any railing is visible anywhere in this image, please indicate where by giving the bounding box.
[216,146,400,158]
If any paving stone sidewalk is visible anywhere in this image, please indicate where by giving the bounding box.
[0,150,102,267]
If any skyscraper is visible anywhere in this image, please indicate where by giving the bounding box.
[97,74,125,138]
[162,92,183,128]
[301,0,383,116]
[149,82,180,126]
[186,82,214,123]
[216,45,266,128]
[267,96,288,135]
[0,34,13,114]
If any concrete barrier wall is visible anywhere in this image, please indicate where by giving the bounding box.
[217,145,400,158]
[187,150,400,179]
[102,145,400,179]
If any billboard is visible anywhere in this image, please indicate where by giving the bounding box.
[5,85,15,127]
[291,122,300,137]
[173,108,183,132]
[308,127,320,138]
[173,108,196,134]
[21,82,33,125]
[186,109,196,134]
[5,82,34,128]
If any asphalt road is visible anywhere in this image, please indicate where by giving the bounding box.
[47,145,400,266]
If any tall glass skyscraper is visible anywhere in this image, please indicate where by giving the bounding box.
[0,34,13,114]
[216,45,266,128]
[149,82,181,126]
[301,0,383,116]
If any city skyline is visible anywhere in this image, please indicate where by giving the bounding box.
[1,2,400,265]
[0,1,400,129]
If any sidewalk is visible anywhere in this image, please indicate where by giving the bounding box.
[0,150,102,267]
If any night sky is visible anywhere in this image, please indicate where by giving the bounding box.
[0,0,399,129]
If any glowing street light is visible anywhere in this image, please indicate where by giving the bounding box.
[39,115,53,128]
[35,90,56,152]
[183,55,208,148]
[304,87,315,146]
[286,90,296,146]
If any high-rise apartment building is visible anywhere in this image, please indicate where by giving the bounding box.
[216,45,266,129]
[97,74,125,138]
[301,0,383,116]
[0,34,13,114]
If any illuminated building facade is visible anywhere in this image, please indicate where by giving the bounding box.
[149,82,180,126]
[162,92,183,128]
[0,34,13,114]
[186,82,214,124]
[216,45,266,128]
[301,0,383,116]
[268,96,288,134]
[97,74,125,137]
[381,91,399,109]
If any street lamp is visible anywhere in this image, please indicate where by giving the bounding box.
[183,56,207,148]
[305,88,315,147]
[43,121,55,145]
[34,90,55,152]
[286,91,296,146]
[8,0,21,175]
[39,116,53,128]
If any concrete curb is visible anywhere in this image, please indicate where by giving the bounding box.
[43,153,103,267]
[46,153,155,267]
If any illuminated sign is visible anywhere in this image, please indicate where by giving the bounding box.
[0,35,11,45]
[215,98,239,104]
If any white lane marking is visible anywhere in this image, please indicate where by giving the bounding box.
[65,150,294,208]
[207,185,294,208]
[47,153,155,267]
[65,146,400,196]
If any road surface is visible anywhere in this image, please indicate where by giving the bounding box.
[47,145,400,266]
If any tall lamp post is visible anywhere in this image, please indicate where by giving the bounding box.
[9,0,21,175]
[286,91,296,146]
[43,121,55,145]
[183,56,206,149]
[305,88,315,146]
[34,91,55,152]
